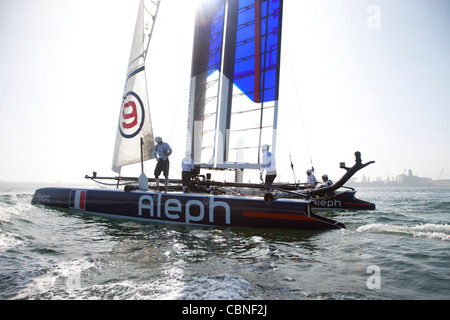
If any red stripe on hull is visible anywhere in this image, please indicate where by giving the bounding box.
[79,191,86,210]
[243,211,316,221]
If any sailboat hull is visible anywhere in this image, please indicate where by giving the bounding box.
[32,187,344,230]
[311,190,376,210]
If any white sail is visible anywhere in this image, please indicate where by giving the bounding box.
[112,0,160,173]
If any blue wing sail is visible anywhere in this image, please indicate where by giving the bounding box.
[188,0,283,169]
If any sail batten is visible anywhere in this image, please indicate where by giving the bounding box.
[112,0,161,173]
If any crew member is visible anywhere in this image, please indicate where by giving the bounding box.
[181,151,194,192]
[260,144,277,192]
[306,169,317,187]
[317,174,333,188]
[153,136,172,192]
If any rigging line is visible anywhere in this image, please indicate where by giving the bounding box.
[168,4,197,180]
[284,39,314,170]
[278,88,297,183]
[169,22,191,148]
[276,35,301,183]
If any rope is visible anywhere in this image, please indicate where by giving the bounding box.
[284,38,315,172]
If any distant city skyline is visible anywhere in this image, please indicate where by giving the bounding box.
[354,168,450,188]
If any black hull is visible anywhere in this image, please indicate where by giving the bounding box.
[32,187,344,230]
[311,190,376,210]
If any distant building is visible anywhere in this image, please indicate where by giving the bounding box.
[397,169,432,187]
[350,169,447,187]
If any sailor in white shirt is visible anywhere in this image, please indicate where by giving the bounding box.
[153,136,172,192]
[181,151,194,192]
[260,144,277,192]
[306,169,317,187]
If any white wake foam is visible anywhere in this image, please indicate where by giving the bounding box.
[357,223,450,241]
[12,260,256,300]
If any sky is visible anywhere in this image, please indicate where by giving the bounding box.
[0,0,449,184]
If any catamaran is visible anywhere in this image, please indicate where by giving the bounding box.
[32,0,375,230]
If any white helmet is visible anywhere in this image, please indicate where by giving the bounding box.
[155,136,162,143]
[262,144,270,152]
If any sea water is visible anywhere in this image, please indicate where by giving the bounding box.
[0,182,449,300]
